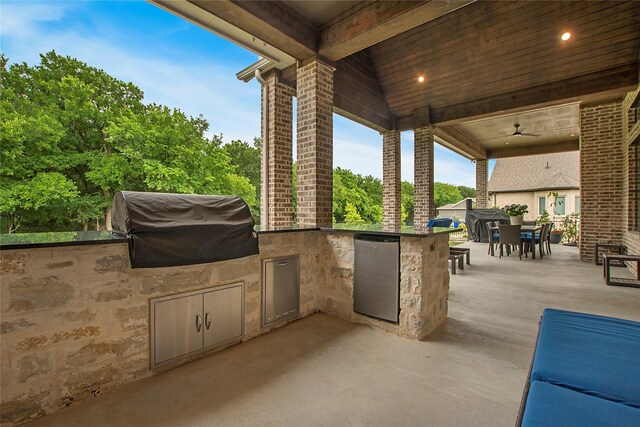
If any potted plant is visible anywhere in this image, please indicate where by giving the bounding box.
[502,204,528,225]
[549,224,564,244]
[536,211,550,226]
[561,213,580,246]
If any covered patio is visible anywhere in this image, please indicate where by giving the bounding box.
[19,243,640,426]
[2,1,640,425]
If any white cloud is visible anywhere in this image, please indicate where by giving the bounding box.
[0,1,69,37]
[334,138,382,178]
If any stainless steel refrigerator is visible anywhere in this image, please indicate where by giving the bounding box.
[353,235,400,323]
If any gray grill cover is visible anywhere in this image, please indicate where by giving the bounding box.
[112,191,258,268]
[465,209,509,243]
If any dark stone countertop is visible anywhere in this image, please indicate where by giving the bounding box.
[1,225,456,250]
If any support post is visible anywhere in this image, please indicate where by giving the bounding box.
[296,58,334,228]
[475,159,489,208]
[414,127,435,228]
[382,131,401,232]
[259,70,295,230]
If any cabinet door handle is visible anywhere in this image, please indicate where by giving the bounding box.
[195,313,202,332]
[205,312,211,330]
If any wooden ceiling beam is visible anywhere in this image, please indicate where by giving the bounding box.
[334,95,392,133]
[432,125,487,160]
[319,0,476,62]
[189,0,317,60]
[487,139,579,159]
[430,63,638,125]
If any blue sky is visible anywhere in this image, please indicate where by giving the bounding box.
[1,0,485,187]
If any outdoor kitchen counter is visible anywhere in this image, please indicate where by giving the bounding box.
[0,228,450,425]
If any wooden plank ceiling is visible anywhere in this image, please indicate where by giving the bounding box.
[369,0,640,128]
[165,0,640,159]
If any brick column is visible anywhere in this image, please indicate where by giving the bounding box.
[296,59,334,228]
[414,127,435,228]
[260,71,295,230]
[475,159,489,208]
[579,100,624,261]
[382,131,401,232]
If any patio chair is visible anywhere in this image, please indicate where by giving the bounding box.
[486,222,499,256]
[528,223,549,258]
[498,224,524,259]
[545,224,553,254]
[540,223,552,257]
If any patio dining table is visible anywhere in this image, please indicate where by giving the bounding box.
[491,225,542,259]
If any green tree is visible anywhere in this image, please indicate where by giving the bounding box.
[434,182,462,210]
[1,51,254,233]
[332,168,382,223]
[401,181,414,224]
[344,202,364,224]
[222,138,261,221]
[457,185,476,199]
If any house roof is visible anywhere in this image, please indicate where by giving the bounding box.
[488,152,579,193]
[437,198,476,210]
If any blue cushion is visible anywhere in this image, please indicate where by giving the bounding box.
[426,218,452,228]
[531,308,640,408]
[522,381,640,427]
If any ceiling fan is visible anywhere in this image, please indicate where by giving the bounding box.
[512,122,540,137]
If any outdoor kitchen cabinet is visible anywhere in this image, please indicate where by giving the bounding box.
[150,282,244,369]
[263,256,300,326]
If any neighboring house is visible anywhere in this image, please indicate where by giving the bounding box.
[437,197,476,221]
[488,152,580,221]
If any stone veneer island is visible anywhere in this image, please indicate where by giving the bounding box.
[0,227,450,425]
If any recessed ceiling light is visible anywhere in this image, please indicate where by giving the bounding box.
[418,76,425,83]
[505,142,510,145]
[570,133,576,137]
[561,32,571,41]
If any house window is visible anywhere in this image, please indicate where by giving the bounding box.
[575,196,580,214]
[538,196,546,215]
[554,196,566,216]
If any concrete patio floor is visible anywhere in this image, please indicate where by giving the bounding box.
[24,243,640,427]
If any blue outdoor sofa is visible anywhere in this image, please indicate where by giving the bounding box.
[517,308,640,426]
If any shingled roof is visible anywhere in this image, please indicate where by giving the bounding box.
[488,152,579,193]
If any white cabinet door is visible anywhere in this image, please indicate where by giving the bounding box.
[203,284,243,348]
[152,294,203,366]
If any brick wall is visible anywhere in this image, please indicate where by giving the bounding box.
[296,59,334,228]
[414,127,435,227]
[476,160,489,208]
[579,100,624,261]
[262,71,295,230]
[382,131,401,232]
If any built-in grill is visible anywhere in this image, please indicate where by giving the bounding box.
[111,191,259,268]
